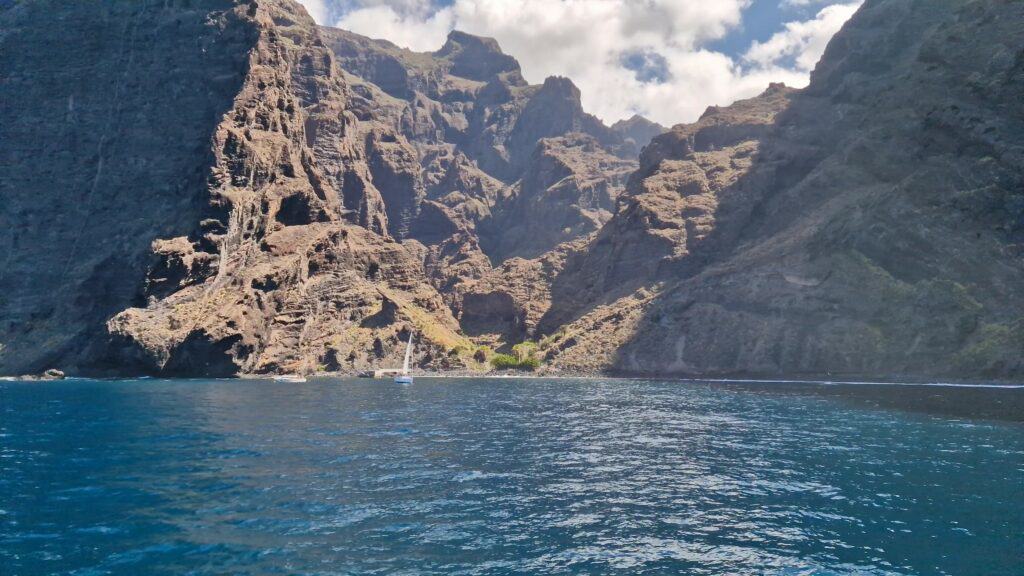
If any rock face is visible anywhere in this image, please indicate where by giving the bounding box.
[0,0,648,376]
[611,114,668,157]
[104,3,477,376]
[2,0,1021,381]
[0,0,256,375]
[317,25,652,321]
[540,0,1024,380]
[1,0,470,376]
[539,84,798,332]
[479,134,637,262]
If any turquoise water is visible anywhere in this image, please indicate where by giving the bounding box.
[0,377,1021,575]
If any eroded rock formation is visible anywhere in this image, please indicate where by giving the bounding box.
[317,22,657,333]
[3,0,1021,381]
[1,0,471,376]
[0,0,653,376]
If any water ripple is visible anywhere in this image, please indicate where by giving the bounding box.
[0,377,1021,575]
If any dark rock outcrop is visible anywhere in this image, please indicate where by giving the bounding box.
[0,0,256,375]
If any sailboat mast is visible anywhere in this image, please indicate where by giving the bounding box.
[402,333,414,374]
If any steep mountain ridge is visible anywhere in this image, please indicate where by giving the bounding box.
[1,0,256,375]
[539,0,1024,380]
[1,0,470,376]
[2,0,1021,381]
[319,24,664,318]
[321,27,647,183]
[0,0,660,376]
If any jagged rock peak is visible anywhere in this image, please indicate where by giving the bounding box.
[611,114,667,151]
[611,114,663,130]
[537,75,582,100]
[263,0,319,26]
[434,30,521,81]
[437,30,506,57]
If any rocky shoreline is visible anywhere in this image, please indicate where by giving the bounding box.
[5,369,66,382]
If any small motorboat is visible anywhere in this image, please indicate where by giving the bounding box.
[274,374,307,383]
[394,332,415,385]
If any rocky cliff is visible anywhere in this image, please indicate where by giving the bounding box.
[0,0,657,376]
[318,24,659,329]
[537,0,1024,380]
[1,0,257,375]
[2,0,1021,381]
[1,0,471,376]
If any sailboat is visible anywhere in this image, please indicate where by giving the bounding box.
[394,332,414,385]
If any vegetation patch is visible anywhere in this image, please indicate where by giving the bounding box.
[490,354,541,371]
[489,341,543,371]
[953,321,1024,376]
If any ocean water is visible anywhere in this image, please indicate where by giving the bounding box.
[0,377,1021,576]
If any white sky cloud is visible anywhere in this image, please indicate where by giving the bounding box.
[297,0,862,126]
[336,5,454,50]
[744,2,862,73]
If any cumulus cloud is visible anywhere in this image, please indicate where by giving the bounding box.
[335,4,454,51]
[744,2,862,73]
[310,0,862,126]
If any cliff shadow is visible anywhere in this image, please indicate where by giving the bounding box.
[0,1,256,376]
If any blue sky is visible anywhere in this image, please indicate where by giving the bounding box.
[298,0,862,125]
[710,0,830,57]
